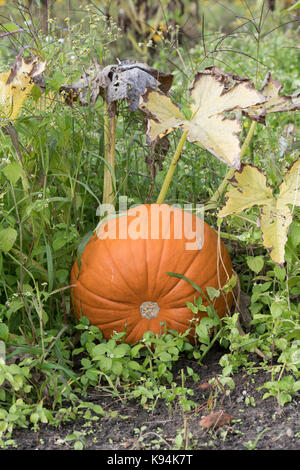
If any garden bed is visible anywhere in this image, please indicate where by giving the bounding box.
[10,344,300,451]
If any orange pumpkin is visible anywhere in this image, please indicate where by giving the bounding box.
[70,204,233,343]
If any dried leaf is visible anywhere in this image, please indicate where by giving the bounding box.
[197,382,211,390]
[60,60,173,115]
[59,62,104,107]
[200,411,233,429]
[115,60,173,96]
[218,158,300,265]
[243,72,300,124]
[0,56,46,123]
[140,66,266,169]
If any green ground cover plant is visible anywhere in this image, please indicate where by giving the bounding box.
[0,0,299,449]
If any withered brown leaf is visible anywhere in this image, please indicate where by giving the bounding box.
[200,411,233,429]
[60,59,173,115]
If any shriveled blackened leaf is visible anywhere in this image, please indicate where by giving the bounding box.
[60,60,173,115]
[105,64,159,111]
[118,59,173,95]
[60,62,105,107]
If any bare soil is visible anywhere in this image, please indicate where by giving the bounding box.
[8,344,300,452]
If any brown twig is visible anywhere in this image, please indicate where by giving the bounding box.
[6,45,34,85]
[0,29,24,39]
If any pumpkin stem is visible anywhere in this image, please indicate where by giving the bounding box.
[140,301,160,319]
[156,130,188,204]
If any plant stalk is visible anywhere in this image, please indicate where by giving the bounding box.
[102,100,116,205]
[156,130,188,204]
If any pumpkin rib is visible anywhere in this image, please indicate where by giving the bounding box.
[152,235,168,297]
[95,316,137,329]
[74,276,138,308]
[74,301,143,333]
[72,293,135,313]
[160,267,214,305]
[164,318,191,331]
[144,237,150,296]
[72,294,141,320]
[159,250,208,301]
[144,237,154,299]
[125,320,146,342]
[161,245,231,305]
[90,316,130,328]
[156,241,199,300]
[101,239,141,299]
[125,317,166,343]
[160,309,193,328]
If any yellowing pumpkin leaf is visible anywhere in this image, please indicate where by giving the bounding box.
[142,91,185,143]
[140,67,266,169]
[0,57,46,123]
[260,201,292,268]
[218,157,300,265]
[243,72,300,124]
[277,157,300,207]
[218,164,274,217]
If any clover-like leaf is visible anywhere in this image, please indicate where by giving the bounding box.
[0,56,46,123]
[60,59,173,115]
[140,67,266,168]
[218,157,300,265]
[243,72,300,124]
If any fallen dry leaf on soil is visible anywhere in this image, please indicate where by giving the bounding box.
[200,411,233,429]
[197,382,211,390]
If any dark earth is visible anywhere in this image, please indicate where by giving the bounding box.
[8,344,300,452]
